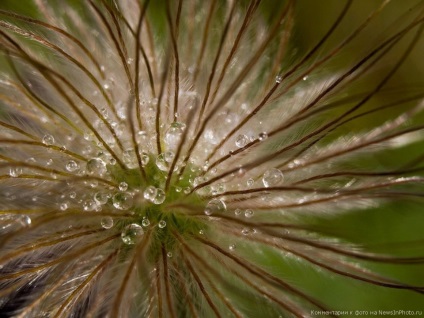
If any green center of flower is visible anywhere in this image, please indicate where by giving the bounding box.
[106,160,206,258]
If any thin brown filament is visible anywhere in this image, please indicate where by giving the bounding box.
[162,245,177,318]
[111,231,151,318]
[54,249,118,318]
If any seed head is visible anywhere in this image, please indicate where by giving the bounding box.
[0,0,424,316]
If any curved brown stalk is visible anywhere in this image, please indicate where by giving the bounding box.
[53,249,119,317]
[179,247,222,317]
[200,12,424,179]
[0,233,119,281]
[161,245,177,318]
[110,231,151,318]
[0,228,104,265]
[179,233,319,318]
[0,20,116,116]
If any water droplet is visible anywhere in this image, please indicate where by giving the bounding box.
[69,192,77,199]
[258,132,268,141]
[152,189,166,205]
[60,203,68,211]
[119,182,128,192]
[167,252,173,258]
[86,158,107,176]
[17,215,31,227]
[175,187,182,193]
[137,130,148,143]
[158,220,167,228]
[216,183,225,194]
[42,134,54,145]
[204,129,218,145]
[205,199,226,216]
[275,75,283,83]
[199,230,204,235]
[9,167,22,177]
[244,209,254,218]
[165,151,175,162]
[165,122,186,149]
[237,167,246,176]
[144,186,157,201]
[235,134,248,148]
[140,152,149,166]
[262,168,283,187]
[156,153,170,171]
[123,149,137,169]
[229,244,236,251]
[101,217,113,229]
[65,160,79,172]
[109,158,117,165]
[113,193,133,210]
[83,199,96,211]
[94,192,109,205]
[142,217,150,227]
[242,228,250,235]
[121,223,143,245]
[234,209,241,216]
[26,157,36,164]
[183,187,191,194]
[247,178,254,187]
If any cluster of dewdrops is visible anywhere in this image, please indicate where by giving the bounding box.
[24,97,285,246]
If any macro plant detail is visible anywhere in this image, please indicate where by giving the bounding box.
[0,0,424,317]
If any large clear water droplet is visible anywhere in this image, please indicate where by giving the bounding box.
[123,149,137,169]
[66,160,79,172]
[144,186,157,200]
[164,151,175,163]
[101,217,113,229]
[156,153,170,171]
[142,217,150,227]
[235,134,248,148]
[262,168,283,187]
[119,182,128,192]
[17,215,31,227]
[94,192,109,205]
[121,223,143,244]
[158,220,167,228]
[42,134,54,145]
[113,192,133,210]
[140,152,149,166]
[244,209,254,218]
[165,122,186,149]
[83,199,96,211]
[86,158,107,176]
[205,199,226,215]
[9,167,21,177]
[152,189,166,205]
[258,132,268,141]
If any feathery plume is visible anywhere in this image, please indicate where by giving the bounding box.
[0,0,424,317]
